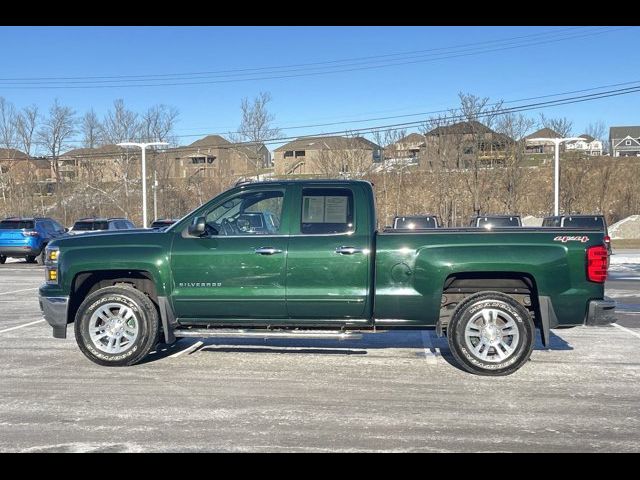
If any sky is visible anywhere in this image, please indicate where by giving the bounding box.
[0,26,638,152]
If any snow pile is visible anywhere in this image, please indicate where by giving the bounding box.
[609,215,640,239]
[610,254,640,265]
[522,215,543,226]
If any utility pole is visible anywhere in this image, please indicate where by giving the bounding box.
[117,142,168,228]
[524,136,584,216]
[153,170,158,222]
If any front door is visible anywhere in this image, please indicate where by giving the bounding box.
[285,184,372,320]
[170,187,289,321]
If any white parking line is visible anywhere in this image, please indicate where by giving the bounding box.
[421,331,441,364]
[169,340,204,358]
[0,287,39,296]
[0,319,45,334]
[612,323,640,339]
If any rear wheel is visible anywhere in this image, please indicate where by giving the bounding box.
[74,285,160,366]
[447,291,535,376]
[0,255,5,264]
[26,255,36,263]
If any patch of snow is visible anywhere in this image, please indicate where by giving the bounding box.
[609,215,640,240]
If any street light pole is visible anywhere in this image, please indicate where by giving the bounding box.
[117,141,168,228]
[525,136,584,216]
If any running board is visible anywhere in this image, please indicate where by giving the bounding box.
[174,328,363,340]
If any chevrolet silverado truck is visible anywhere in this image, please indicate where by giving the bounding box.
[39,180,616,375]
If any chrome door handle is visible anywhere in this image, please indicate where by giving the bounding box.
[335,246,363,255]
[254,247,283,255]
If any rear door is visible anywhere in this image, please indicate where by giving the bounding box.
[285,183,373,320]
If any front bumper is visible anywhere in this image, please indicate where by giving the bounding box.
[585,298,617,326]
[39,295,69,338]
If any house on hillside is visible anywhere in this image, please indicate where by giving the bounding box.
[273,136,382,176]
[0,148,51,183]
[421,120,512,169]
[60,145,124,182]
[610,126,640,157]
[564,134,603,156]
[169,135,269,179]
[385,133,425,162]
[523,128,562,154]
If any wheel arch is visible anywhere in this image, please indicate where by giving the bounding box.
[439,271,546,345]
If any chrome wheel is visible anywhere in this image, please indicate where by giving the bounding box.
[464,306,520,363]
[88,302,139,354]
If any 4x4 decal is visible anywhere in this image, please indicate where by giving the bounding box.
[553,235,589,243]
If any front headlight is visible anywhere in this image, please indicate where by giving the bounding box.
[46,246,59,264]
[45,246,60,284]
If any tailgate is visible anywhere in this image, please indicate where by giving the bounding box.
[0,229,30,246]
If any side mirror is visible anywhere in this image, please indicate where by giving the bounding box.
[188,216,207,237]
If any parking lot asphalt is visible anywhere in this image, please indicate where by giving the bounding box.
[0,259,638,452]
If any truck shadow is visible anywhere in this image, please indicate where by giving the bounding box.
[142,329,572,366]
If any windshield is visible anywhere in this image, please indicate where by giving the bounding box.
[394,217,438,229]
[73,221,108,231]
[0,220,35,229]
[562,217,605,229]
[477,217,520,228]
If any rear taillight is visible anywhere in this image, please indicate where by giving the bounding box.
[22,231,39,237]
[587,245,608,283]
[604,235,611,244]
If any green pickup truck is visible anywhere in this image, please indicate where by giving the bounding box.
[39,180,616,375]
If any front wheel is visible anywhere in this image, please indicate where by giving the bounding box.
[25,255,36,263]
[74,285,160,366]
[447,291,535,376]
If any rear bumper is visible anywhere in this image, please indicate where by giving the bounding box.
[0,245,42,256]
[585,298,617,326]
[39,295,69,338]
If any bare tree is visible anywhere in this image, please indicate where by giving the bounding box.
[235,91,281,170]
[539,113,573,137]
[585,120,607,154]
[37,99,77,185]
[81,109,101,149]
[100,99,141,144]
[459,92,504,214]
[99,99,142,204]
[15,105,39,157]
[495,113,535,212]
[141,104,179,144]
[0,97,18,152]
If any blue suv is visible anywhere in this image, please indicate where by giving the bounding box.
[0,217,66,265]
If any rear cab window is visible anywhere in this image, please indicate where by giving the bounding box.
[477,217,520,228]
[0,220,35,229]
[300,187,354,235]
[73,221,108,231]
[394,217,437,229]
[562,217,605,229]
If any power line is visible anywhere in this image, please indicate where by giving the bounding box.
[0,27,630,89]
[0,26,590,82]
[70,77,640,141]
[51,83,640,161]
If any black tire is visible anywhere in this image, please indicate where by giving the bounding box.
[26,255,36,263]
[74,285,160,367]
[0,255,5,264]
[446,291,535,376]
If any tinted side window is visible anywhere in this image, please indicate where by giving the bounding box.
[205,190,284,236]
[301,188,354,235]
